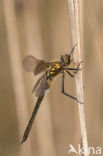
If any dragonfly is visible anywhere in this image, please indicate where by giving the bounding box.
[21,44,82,144]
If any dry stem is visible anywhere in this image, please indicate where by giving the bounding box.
[68,0,89,155]
[2,0,32,155]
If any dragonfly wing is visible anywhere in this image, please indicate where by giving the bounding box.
[32,73,46,93]
[23,55,50,74]
[34,60,50,75]
[23,55,38,72]
[33,73,48,97]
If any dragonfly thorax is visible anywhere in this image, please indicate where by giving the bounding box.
[48,62,62,77]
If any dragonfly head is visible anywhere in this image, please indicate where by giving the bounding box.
[61,44,77,66]
[61,54,72,66]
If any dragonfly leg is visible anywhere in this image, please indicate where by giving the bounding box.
[65,61,83,73]
[61,72,83,103]
[65,69,75,77]
[69,43,77,55]
[74,61,83,74]
[65,67,80,71]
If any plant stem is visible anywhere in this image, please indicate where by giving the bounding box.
[68,0,89,155]
[2,0,32,155]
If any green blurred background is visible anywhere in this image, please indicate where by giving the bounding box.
[0,0,103,156]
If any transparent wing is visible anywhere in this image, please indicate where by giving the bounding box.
[34,60,50,75]
[32,73,48,97]
[36,76,47,97]
[23,55,38,72]
[32,74,46,93]
[23,55,50,74]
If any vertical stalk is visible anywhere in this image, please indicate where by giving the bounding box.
[2,0,32,155]
[68,0,89,155]
[23,1,57,156]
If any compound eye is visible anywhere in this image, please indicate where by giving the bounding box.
[68,55,71,62]
[61,55,70,65]
[64,55,70,64]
